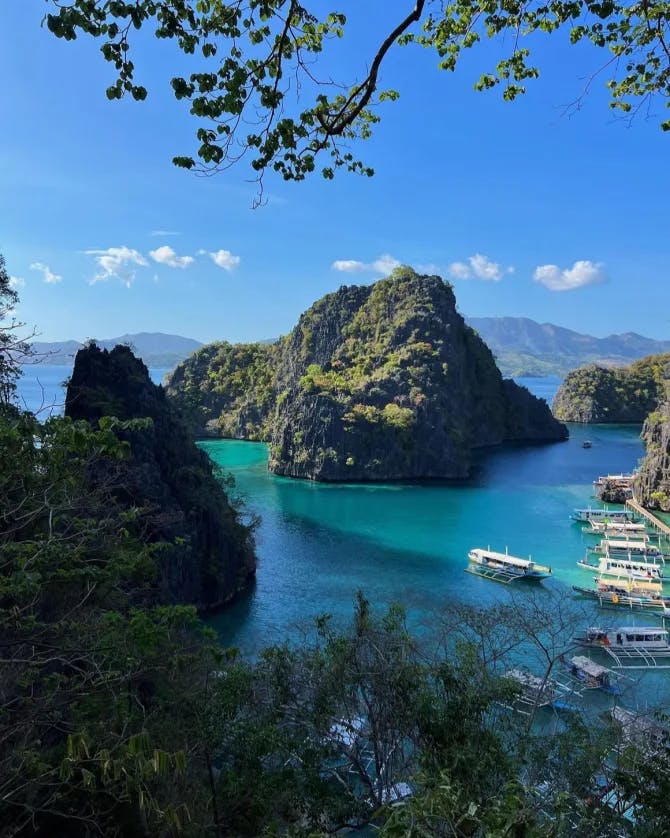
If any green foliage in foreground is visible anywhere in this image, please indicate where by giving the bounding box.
[43,0,670,199]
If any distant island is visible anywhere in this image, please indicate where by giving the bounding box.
[552,354,670,423]
[167,268,567,481]
[30,332,203,368]
[466,317,670,378]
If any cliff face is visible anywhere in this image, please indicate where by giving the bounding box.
[168,269,567,481]
[268,270,566,480]
[552,355,670,423]
[166,341,277,438]
[66,344,256,610]
[635,403,670,510]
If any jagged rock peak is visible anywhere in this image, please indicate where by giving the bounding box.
[66,343,256,609]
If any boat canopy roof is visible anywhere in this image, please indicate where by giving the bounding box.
[571,656,609,677]
[602,539,654,549]
[588,626,668,636]
[470,549,535,569]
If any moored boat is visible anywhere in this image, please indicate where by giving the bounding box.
[576,626,670,668]
[576,554,663,581]
[465,548,552,584]
[567,655,620,693]
[572,507,639,523]
[504,669,570,713]
[572,578,670,614]
[582,520,648,537]
[589,538,663,561]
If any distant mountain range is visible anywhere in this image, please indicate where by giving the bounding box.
[466,317,670,378]
[30,333,203,369]
[27,320,670,379]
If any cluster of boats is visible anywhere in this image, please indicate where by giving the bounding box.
[465,501,670,675]
[570,506,670,616]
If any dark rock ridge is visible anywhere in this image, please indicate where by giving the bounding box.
[66,344,256,610]
[168,268,567,481]
[635,401,670,511]
[552,354,670,423]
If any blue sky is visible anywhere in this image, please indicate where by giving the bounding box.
[1,1,668,343]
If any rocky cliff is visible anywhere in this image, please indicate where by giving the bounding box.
[169,268,567,481]
[635,403,670,511]
[66,344,256,610]
[552,355,670,423]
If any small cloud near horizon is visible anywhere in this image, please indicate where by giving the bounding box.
[448,254,512,282]
[331,254,401,274]
[201,249,241,271]
[149,245,194,269]
[533,260,605,291]
[30,262,62,284]
[9,276,25,290]
[85,246,148,287]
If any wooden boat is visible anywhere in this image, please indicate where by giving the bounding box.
[567,656,620,693]
[465,548,552,584]
[504,669,571,713]
[582,440,592,449]
[576,554,663,581]
[572,507,639,523]
[576,625,670,669]
[582,520,647,536]
[572,578,670,614]
[589,538,663,561]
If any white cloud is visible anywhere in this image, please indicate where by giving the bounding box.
[85,246,148,287]
[448,254,511,282]
[206,249,241,271]
[331,253,401,274]
[533,260,605,292]
[30,262,62,284]
[149,245,194,269]
[9,275,25,290]
[150,229,180,237]
[448,261,471,280]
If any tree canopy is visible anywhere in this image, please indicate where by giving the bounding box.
[45,0,670,199]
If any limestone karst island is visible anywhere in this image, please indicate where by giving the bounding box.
[5,1,670,832]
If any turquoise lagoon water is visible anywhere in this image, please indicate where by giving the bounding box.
[203,417,648,653]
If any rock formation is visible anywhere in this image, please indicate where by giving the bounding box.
[634,402,670,511]
[552,355,670,423]
[169,268,567,481]
[66,344,256,610]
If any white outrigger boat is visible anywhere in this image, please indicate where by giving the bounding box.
[572,507,639,523]
[582,520,648,537]
[576,626,670,669]
[576,554,664,581]
[572,577,670,614]
[466,548,552,584]
[589,538,663,561]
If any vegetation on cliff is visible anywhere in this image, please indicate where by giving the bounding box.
[66,343,256,609]
[635,402,670,511]
[166,340,278,439]
[169,268,567,481]
[552,354,670,423]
